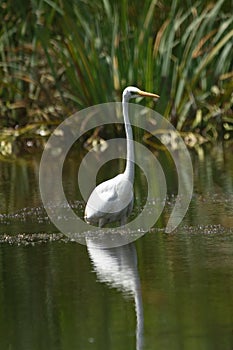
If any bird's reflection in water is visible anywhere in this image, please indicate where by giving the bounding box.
[86,238,144,350]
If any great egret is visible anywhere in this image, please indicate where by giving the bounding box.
[84,86,159,227]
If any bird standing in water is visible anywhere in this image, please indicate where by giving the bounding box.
[84,86,159,227]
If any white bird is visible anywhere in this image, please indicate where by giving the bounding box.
[84,86,159,227]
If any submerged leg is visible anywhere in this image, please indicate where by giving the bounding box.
[99,218,105,228]
[120,215,127,226]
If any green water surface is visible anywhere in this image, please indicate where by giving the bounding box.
[0,143,233,350]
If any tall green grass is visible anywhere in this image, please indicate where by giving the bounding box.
[0,0,232,147]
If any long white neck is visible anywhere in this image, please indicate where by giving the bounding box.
[122,97,134,182]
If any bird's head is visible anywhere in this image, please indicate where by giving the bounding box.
[123,86,159,102]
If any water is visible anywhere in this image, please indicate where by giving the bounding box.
[0,143,233,349]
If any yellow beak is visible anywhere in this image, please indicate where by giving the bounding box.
[138,90,160,99]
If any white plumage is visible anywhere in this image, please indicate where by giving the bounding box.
[84,86,159,227]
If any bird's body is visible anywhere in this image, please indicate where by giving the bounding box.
[84,86,159,227]
[85,173,134,227]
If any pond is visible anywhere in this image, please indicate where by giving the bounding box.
[0,142,233,350]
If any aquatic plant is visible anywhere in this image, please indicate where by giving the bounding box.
[0,0,232,155]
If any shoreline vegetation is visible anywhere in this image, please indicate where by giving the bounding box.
[0,0,232,156]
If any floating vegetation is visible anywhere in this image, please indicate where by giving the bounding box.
[0,233,66,246]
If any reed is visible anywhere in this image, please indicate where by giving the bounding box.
[0,0,232,151]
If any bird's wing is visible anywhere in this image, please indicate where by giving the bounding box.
[95,174,133,208]
[85,174,133,222]
[95,176,121,202]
